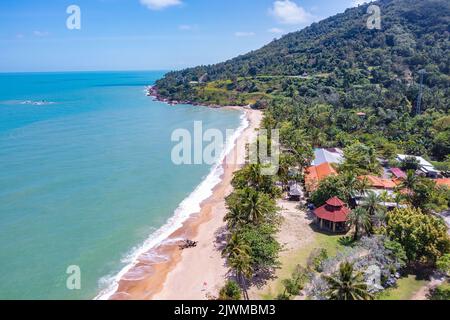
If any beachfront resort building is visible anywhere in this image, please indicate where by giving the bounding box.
[360,175,397,190]
[305,162,337,193]
[390,168,407,180]
[396,154,439,178]
[314,197,350,233]
[355,176,407,209]
[311,148,344,166]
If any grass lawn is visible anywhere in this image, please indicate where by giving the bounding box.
[259,232,345,300]
[377,275,428,300]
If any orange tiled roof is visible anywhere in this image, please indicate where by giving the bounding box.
[360,175,396,189]
[392,177,403,186]
[436,178,450,188]
[305,162,337,192]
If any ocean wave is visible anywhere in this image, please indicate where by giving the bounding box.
[0,100,56,106]
[94,110,249,300]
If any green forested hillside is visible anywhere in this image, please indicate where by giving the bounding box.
[155,0,450,162]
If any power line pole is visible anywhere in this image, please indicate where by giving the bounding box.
[416,69,426,115]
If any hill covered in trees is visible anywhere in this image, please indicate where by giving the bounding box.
[155,0,450,163]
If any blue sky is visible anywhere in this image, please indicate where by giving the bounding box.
[0,0,366,72]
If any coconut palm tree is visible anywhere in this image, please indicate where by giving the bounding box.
[242,188,276,225]
[341,172,359,207]
[356,176,370,195]
[362,191,386,227]
[323,261,373,300]
[400,170,418,191]
[347,207,372,241]
[278,153,295,191]
[225,188,277,225]
[248,164,264,188]
[224,207,245,229]
[310,128,327,147]
[222,233,253,300]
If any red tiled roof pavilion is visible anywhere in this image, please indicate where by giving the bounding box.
[314,197,350,223]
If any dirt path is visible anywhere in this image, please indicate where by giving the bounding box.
[410,275,445,300]
[248,199,315,299]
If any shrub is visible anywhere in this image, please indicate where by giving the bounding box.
[307,249,329,272]
[218,280,242,300]
[383,207,450,265]
[429,282,450,300]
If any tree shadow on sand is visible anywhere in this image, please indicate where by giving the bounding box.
[214,225,229,252]
[248,266,280,290]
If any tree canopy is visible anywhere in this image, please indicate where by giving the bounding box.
[382,207,450,265]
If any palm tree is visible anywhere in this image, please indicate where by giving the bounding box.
[222,233,253,300]
[278,154,294,191]
[399,170,418,204]
[347,207,372,241]
[283,129,313,172]
[242,188,275,225]
[310,128,327,147]
[224,207,245,229]
[248,164,264,189]
[232,164,262,190]
[225,188,276,225]
[401,170,418,191]
[323,261,373,300]
[361,191,386,227]
[356,176,370,195]
[341,172,359,207]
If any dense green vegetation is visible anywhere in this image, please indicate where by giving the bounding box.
[382,207,450,265]
[221,164,282,300]
[429,281,450,300]
[156,0,450,162]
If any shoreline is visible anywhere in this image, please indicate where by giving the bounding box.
[103,106,262,300]
[146,85,249,109]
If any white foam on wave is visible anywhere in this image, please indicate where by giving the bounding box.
[0,99,56,106]
[95,110,249,300]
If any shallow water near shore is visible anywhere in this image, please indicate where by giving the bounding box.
[0,71,242,299]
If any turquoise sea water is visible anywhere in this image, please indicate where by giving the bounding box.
[0,71,242,299]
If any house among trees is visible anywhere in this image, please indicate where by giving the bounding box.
[390,167,407,180]
[305,162,337,193]
[396,154,439,178]
[360,175,397,190]
[314,197,350,233]
[311,148,344,166]
[354,189,407,210]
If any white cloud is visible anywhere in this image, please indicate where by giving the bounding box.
[179,24,192,30]
[234,31,256,37]
[269,0,315,25]
[33,31,49,37]
[179,24,198,31]
[140,0,182,10]
[352,0,368,6]
[268,27,285,34]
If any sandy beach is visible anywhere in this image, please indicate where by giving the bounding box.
[108,107,262,300]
